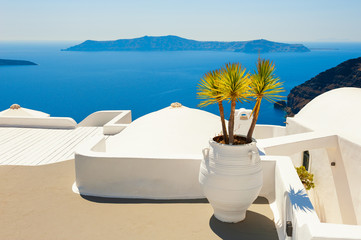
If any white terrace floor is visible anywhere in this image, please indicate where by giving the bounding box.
[0,126,103,165]
[0,160,277,240]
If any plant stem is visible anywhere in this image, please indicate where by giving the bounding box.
[247,98,262,143]
[218,101,229,144]
[228,100,236,144]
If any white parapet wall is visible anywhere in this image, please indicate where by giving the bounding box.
[234,108,286,139]
[253,125,286,139]
[74,135,205,199]
[74,136,280,200]
[78,110,132,135]
[338,136,361,225]
[0,116,77,129]
[269,155,319,240]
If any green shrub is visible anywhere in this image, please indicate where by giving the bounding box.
[295,166,315,190]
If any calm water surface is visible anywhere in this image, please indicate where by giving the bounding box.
[1,42,361,125]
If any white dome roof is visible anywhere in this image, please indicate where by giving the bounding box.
[294,87,361,140]
[107,106,222,157]
[0,106,49,117]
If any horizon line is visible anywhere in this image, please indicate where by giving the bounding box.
[1,37,361,44]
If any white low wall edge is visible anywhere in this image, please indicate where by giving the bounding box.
[0,116,77,129]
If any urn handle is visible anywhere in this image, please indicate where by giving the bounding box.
[202,147,210,170]
[248,150,258,165]
[202,148,210,162]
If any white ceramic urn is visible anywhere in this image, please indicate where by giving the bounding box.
[199,138,263,223]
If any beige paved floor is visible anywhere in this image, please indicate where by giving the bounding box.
[0,160,278,240]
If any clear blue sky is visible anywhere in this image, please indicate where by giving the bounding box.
[1,0,361,42]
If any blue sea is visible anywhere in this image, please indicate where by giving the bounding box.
[1,42,361,125]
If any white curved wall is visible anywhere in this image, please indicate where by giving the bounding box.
[75,136,204,199]
[74,135,277,201]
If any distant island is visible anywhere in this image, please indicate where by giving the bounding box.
[275,56,361,116]
[0,59,37,66]
[62,35,310,53]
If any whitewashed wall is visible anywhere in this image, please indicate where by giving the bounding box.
[338,136,361,225]
[283,117,360,225]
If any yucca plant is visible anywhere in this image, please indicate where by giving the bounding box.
[198,59,283,145]
[219,63,251,144]
[197,63,251,145]
[246,58,284,143]
[198,70,229,144]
